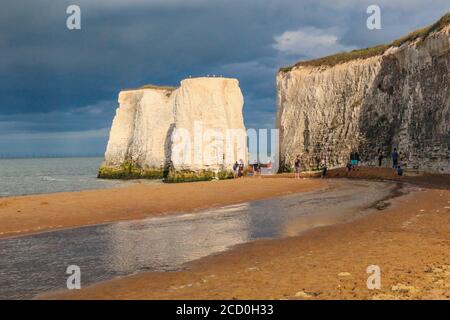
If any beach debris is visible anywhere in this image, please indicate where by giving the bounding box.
[294,291,312,298]
[432,267,443,273]
[170,284,186,290]
[294,290,320,299]
[391,283,419,294]
[371,294,401,300]
[338,272,352,277]
[247,267,259,272]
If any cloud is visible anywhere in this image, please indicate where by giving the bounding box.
[273,27,356,57]
[0,100,116,134]
[1,0,449,156]
[0,128,109,140]
[0,128,110,157]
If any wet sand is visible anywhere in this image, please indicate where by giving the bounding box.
[2,179,397,299]
[0,177,324,239]
[44,183,450,300]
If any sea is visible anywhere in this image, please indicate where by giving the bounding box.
[0,157,145,197]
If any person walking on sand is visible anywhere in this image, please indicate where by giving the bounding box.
[350,151,357,170]
[252,160,259,176]
[397,164,404,176]
[294,155,301,179]
[319,158,327,178]
[238,159,244,178]
[377,148,383,167]
[391,148,399,169]
[233,161,239,178]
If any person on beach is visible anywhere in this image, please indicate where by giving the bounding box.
[391,148,399,169]
[294,155,301,179]
[377,148,383,167]
[397,164,404,176]
[252,160,259,176]
[350,151,357,170]
[238,159,244,178]
[319,158,327,178]
[233,161,239,178]
[346,160,353,172]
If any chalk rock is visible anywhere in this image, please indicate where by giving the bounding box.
[171,78,247,172]
[103,86,175,170]
[100,78,246,179]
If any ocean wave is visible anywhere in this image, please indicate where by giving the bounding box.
[41,176,66,182]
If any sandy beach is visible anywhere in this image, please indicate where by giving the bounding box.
[1,167,449,300]
[0,177,324,239]
[41,173,450,300]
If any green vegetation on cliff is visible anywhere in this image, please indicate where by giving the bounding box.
[98,162,165,180]
[164,169,235,183]
[279,12,450,72]
[121,84,178,92]
[99,163,236,183]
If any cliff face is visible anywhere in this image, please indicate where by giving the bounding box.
[100,77,246,180]
[103,87,175,171]
[171,78,246,172]
[277,18,450,173]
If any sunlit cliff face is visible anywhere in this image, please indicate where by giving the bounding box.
[277,24,450,173]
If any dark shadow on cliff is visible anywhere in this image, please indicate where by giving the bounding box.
[163,123,176,178]
[357,55,402,164]
[358,50,449,172]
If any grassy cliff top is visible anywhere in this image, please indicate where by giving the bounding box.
[279,12,450,73]
[122,84,178,92]
[139,84,178,90]
[122,77,237,92]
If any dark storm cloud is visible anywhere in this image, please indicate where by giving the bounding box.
[0,0,448,156]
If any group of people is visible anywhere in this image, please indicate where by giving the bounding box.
[231,146,407,180]
[377,148,406,176]
[232,159,273,178]
[293,146,407,180]
[390,148,406,176]
[232,159,245,178]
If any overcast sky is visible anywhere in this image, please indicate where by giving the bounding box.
[0,0,448,157]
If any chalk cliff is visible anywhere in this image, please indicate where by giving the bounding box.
[276,13,450,173]
[99,78,246,180]
[171,78,246,172]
